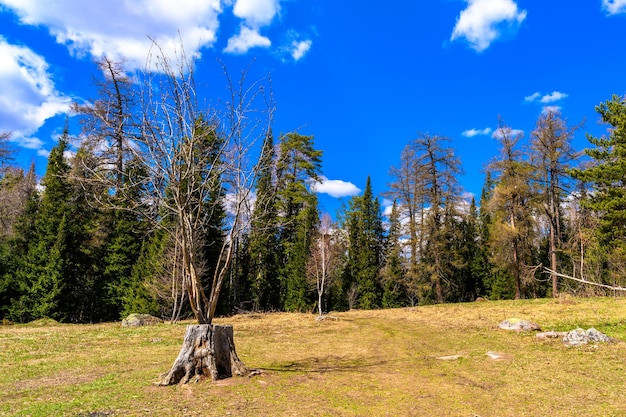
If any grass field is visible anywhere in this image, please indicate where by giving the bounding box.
[2,297,626,416]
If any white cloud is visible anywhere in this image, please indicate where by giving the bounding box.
[603,0,626,14]
[311,176,361,198]
[524,92,541,102]
[224,26,271,54]
[233,0,280,27]
[291,40,312,61]
[0,0,222,70]
[539,91,568,103]
[462,127,492,137]
[542,105,562,115]
[525,91,568,109]
[450,0,527,52]
[225,0,281,55]
[0,37,71,153]
[492,127,524,139]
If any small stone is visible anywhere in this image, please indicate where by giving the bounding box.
[486,351,509,360]
[121,313,162,327]
[498,318,541,332]
[437,354,464,360]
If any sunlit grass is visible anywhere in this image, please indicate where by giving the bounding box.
[2,297,626,416]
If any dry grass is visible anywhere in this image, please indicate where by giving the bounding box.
[2,297,626,416]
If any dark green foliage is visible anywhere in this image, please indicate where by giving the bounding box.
[571,95,626,245]
[342,177,384,309]
[248,131,280,310]
[275,132,322,312]
[381,201,406,308]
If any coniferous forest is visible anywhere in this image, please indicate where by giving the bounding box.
[2,56,626,324]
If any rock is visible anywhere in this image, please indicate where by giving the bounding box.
[536,331,567,340]
[498,318,541,332]
[121,313,162,327]
[563,327,612,346]
[437,354,464,360]
[485,351,510,360]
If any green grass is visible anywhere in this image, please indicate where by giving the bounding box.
[2,297,626,416]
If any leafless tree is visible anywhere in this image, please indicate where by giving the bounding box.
[307,213,342,317]
[74,42,274,384]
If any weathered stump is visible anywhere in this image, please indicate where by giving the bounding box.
[158,324,248,385]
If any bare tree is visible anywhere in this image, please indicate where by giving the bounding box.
[386,133,462,304]
[75,43,274,384]
[530,110,580,297]
[72,57,136,191]
[307,213,342,318]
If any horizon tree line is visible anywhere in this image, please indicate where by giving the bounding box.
[1,57,626,323]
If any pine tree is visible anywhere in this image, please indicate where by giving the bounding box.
[570,95,626,287]
[570,95,626,245]
[275,132,322,311]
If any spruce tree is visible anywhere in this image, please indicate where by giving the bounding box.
[381,200,406,307]
[248,130,280,310]
[343,177,384,309]
[13,136,73,321]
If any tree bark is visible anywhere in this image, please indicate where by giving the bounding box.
[158,324,248,385]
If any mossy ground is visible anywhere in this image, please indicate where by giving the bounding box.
[2,297,626,416]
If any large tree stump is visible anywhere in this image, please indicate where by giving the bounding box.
[158,324,248,385]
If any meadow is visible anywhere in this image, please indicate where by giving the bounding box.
[2,297,626,416]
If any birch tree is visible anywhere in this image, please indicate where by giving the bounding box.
[307,213,341,317]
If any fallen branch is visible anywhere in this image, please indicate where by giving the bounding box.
[544,267,626,292]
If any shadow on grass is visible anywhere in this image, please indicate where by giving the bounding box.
[262,355,387,373]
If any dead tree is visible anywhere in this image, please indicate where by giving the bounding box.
[75,43,274,383]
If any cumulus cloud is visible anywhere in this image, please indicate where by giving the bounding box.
[524,92,541,102]
[232,0,280,27]
[0,0,222,70]
[311,176,361,198]
[492,127,524,139]
[224,0,281,54]
[525,91,568,111]
[224,26,271,54]
[291,39,312,61]
[602,0,626,14]
[462,127,492,137]
[450,0,527,52]
[0,37,71,153]
[540,91,568,103]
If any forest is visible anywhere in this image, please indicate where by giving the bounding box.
[1,55,626,324]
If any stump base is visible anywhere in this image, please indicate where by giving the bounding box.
[159,324,248,385]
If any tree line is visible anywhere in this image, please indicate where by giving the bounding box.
[1,55,626,323]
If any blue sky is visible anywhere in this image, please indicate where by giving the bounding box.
[1,0,626,216]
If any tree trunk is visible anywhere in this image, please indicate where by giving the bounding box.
[159,324,248,385]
